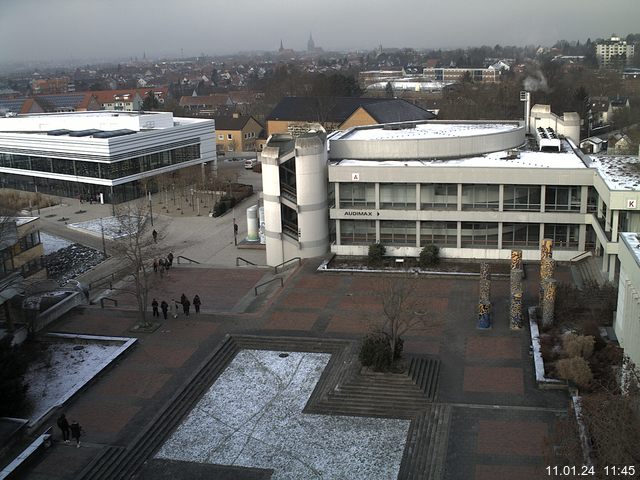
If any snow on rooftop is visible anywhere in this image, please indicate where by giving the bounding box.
[588,154,640,191]
[156,350,409,479]
[335,140,587,169]
[339,122,520,141]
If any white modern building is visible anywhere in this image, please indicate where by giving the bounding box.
[596,36,636,68]
[260,110,640,288]
[0,111,215,203]
[614,233,640,367]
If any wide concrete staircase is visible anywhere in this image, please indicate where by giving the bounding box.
[571,255,606,289]
[76,335,447,480]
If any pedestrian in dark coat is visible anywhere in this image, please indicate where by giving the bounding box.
[160,300,169,320]
[182,298,191,316]
[57,413,70,443]
[153,259,158,273]
[180,293,187,305]
[167,252,174,267]
[152,229,158,243]
[151,298,159,317]
[193,294,201,313]
[69,420,82,447]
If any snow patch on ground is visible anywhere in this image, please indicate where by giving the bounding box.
[156,350,409,479]
[67,216,142,239]
[40,232,73,255]
[24,340,124,423]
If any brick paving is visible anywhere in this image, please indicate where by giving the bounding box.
[17,261,572,479]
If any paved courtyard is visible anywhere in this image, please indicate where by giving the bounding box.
[17,255,571,480]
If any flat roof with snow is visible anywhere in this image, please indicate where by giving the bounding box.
[334,121,521,141]
[588,155,640,191]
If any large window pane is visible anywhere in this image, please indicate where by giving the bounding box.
[544,224,579,249]
[461,222,499,247]
[420,221,457,246]
[545,186,581,211]
[503,185,541,211]
[421,183,457,210]
[340,220,376,245]
[52,158,75,175]
[502,223,540,247]
[380,220,416,245]
[380,184,416,209]
[339,183,375,209]
[462,185,499,210]
[75,161,100,178]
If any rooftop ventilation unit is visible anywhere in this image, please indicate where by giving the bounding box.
[535,126,561,151]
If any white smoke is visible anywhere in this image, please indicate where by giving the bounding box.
[522,70,549,92]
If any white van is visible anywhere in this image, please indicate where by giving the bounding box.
[244,158,258,169]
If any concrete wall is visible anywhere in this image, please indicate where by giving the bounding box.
[615,234,640,367]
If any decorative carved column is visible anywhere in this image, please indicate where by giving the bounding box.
[477,262,491,329]
[510,268,524,330]
[541,238,553,260]
[541,278,557,327]
[539,258,555,307]
[510,249,523,270]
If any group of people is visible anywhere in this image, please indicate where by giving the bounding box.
[153,251,174,278]
[151,293,201,319]
[56,414,82,447]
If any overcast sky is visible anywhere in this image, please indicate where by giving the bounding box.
[1,0,639,64]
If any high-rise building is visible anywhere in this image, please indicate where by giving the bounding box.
[596,35,635,68]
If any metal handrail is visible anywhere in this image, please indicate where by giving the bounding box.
[177,255,200,264]
[569,251,593,263]
[100,297,118,308]
[254,277,284,296]
[236,257,258,266]
[89,272,116,290]
[274,257,301,274]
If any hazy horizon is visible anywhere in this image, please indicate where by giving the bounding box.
[1,0,639,65]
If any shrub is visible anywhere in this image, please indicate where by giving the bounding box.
[359,331,403,371]
[562,333,595,359]
[419,244,440,268]
[555,356,593,387]
[368,243,386,266]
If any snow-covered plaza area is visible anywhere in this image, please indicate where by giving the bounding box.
[24,335,135,425]
[156,350,410,479]
[39,232,73,255]
[67,215,143,239]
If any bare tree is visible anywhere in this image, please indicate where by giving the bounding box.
[378,277,428,361]
[110,200,161,328]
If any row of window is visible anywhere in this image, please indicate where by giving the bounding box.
[339,220,581,249]
[0,145,200,180]
[337,183,595,212]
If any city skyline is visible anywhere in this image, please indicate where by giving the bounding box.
[1,0,639,65]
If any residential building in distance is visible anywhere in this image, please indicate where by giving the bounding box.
[422,67,503,83]
[0,111,215,203]
[30,77,75,95]
[0,93,101,115]
[266,97,435,137]
[215,114,263,154]
[259,106,640,290]
[596,35,635,68]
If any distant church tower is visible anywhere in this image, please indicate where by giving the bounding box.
[307,33,315,52]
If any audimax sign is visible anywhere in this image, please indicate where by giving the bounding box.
[343,211,380,216]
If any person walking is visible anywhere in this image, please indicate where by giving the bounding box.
[151,298,159,317]
[193,294,201,314]
[167,252,174,267]
[57,413,70,443]
[160,300,169,320]
[183,298,191,316]
[153,259,158,273]
[69,420,82,448]
[152,229,158,243]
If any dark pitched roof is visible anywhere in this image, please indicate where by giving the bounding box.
[267,96,435,124]
[360,100,436,123]
[215,115,260,131]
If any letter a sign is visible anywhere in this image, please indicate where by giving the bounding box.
[352,173,360,181]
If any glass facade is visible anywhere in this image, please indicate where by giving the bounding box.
[379,184,416,209]
[0,144,200,181]
[545,186,581,211]
[340,220,376,245]
[503,185,541,211]
[380,221,416,245]
[420,184,457,210]
[502,223,540,247]
[420,221,457,246]
[461,185,499,210]
[461,222,499,247]
[544,224,580,248]
[339,183,375,209]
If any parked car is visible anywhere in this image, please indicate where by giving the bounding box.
[244,158,258,169]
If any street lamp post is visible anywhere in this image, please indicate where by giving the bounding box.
[100,218,107,257]
[148,191,154,226]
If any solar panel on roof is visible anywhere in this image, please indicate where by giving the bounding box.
[92,129,136,139]
[68,129,102,137]
[47,129,71,136]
